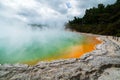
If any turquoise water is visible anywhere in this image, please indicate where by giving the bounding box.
[0,29,84,64]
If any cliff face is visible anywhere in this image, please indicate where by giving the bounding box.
[0,36,120,80]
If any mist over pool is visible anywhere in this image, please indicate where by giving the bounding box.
[0,0,102,65]
[0,20,86,64]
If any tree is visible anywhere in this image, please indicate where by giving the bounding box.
[98,4,105,13]
[66,0,120,36]
[98,4,105,9]
[117,0,120,3]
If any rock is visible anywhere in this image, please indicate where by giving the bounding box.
[0,71,10,77]
[10,73,30,80]
[98,68,120,80]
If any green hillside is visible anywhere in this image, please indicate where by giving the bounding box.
[66,0,120,37]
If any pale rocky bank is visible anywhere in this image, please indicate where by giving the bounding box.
[0,35,120,80]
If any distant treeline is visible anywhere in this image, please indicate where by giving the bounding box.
[66,0,120,37]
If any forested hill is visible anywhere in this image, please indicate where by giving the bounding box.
[66,0,120,37]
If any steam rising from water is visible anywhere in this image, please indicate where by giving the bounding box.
[0,0,82,64]
[0,0,108,64]
[0,17,84,64]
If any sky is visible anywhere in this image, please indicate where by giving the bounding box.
[0,0,116,26]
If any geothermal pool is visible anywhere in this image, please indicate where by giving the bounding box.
[0,29,101,65]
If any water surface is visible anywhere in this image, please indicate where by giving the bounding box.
[0,29,101,65]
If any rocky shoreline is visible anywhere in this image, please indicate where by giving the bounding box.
[0,35,120,80]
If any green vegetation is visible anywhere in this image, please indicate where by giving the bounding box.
[66,0,120,37]
[29,24,48,29]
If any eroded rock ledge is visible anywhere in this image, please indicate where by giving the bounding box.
[0,36,120,80]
